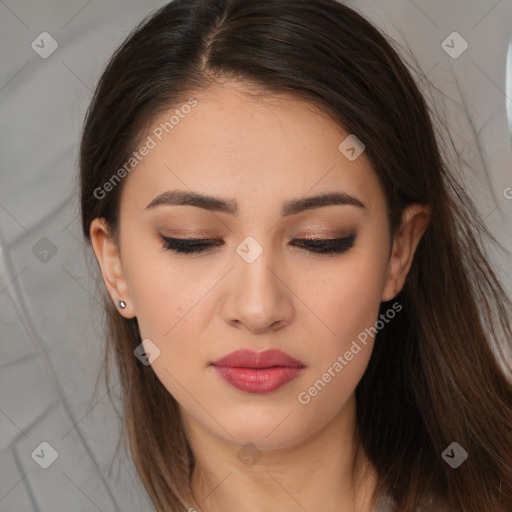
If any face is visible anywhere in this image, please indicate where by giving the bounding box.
[91,80,428,451]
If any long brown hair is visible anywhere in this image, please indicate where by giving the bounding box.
[79,1,512,510]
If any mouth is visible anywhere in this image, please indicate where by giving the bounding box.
[210,349,305,394]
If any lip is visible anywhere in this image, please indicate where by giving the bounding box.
[211,349,304,394]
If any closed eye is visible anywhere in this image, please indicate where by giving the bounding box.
[290,234,356,254]
[160,234,356,255]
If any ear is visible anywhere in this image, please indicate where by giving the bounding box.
[89,218,136,318]
[381,203,430,302]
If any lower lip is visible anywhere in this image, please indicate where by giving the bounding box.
[212,366,302,393]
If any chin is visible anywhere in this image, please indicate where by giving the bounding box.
[212,408,321,452]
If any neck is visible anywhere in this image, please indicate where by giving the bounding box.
[182,394,379,512]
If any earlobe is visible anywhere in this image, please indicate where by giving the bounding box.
[89,218,135,318]
[381,203,430,302]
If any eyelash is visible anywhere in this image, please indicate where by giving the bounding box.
[160,234,356,255]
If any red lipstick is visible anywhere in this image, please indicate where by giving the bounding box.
[211,349,304,393]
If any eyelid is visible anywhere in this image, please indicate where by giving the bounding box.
[159,233,356,255]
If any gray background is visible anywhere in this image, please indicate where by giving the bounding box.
[1,1,512,511]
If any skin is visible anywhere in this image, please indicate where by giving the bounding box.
[90,79,430,512]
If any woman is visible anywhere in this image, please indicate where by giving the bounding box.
[78,0,512,510]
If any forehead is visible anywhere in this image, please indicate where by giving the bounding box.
[121,80,385,217]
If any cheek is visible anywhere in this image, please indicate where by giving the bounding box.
[120,221,209,320]
[307,248,388,344]
[120,236,191,340]
[127,262,206,408]
[292,260,387,423]
[294,248,388,389]
[130,269,196,343]
[123,247,220,395]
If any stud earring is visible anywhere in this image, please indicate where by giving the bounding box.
[118,300,127,309]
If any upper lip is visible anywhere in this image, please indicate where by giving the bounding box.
[211,349,304,369]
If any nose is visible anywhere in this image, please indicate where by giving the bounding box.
[221,241,295,335]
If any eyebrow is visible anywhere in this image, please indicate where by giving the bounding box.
[145,190,365,217]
